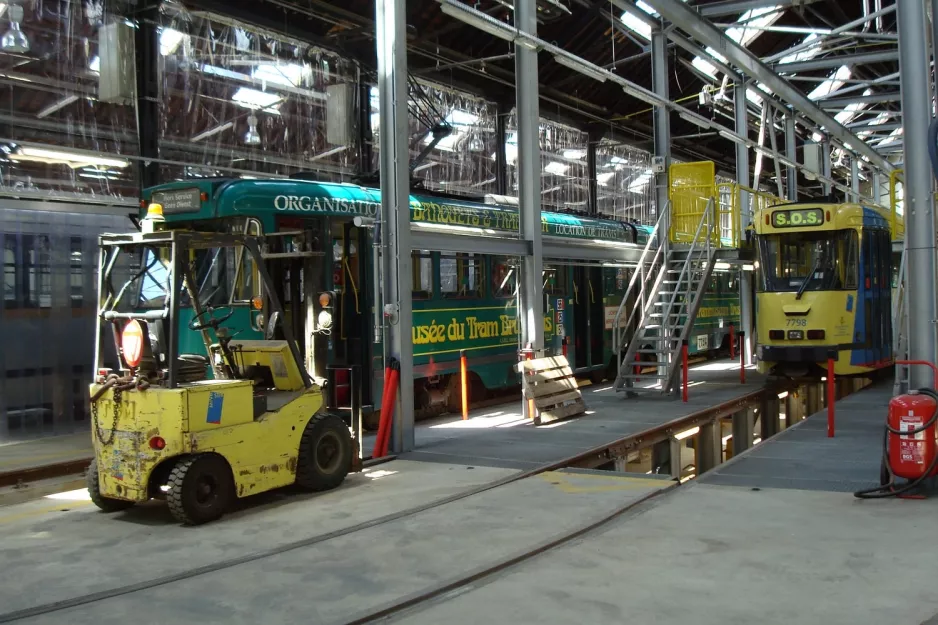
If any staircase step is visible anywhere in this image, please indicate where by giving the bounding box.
[636,349,668,354]
[618,373,671,380]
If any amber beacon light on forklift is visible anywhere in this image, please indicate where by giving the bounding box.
[752,202,893,379]
[87,217,355,525]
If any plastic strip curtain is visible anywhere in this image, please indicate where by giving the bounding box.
[159,3,359,181]
[0,1,139,202]
[0,209,130,443]
[369,78,498,196]
[504,110,589,211]
[595,140,654,223]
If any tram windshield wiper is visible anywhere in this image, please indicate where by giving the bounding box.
[796,255,821,300]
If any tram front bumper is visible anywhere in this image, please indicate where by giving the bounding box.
[758,345,840,363]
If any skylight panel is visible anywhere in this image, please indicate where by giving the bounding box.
[725,6,784,48]
[160,28,186,56]
[628,171,652,192]
[620,0,687,41]
[597,172,615,186]
[545,161,569,176]
[833,89,872,126]
[778,34,821,65]
[807,65,851,100]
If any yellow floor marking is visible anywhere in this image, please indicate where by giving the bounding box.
[0,500,93,525]
[538,471,667,494]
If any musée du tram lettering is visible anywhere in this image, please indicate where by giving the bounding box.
[412,311,553,352]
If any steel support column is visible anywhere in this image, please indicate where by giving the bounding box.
[851,158,860,202]
[376,0,415,452]
[898,1,938,388]
[697,421,722,474]
[653,438,682,478]
[785,113,797,201]
[760,396,780,439]
[821,140,832,196]
[652,28,670,223]
[933,0,938,110]
[516,0,544,419]
[495,101,509,196]
[731,407,754,457]
[587,129,602,215]
[735,84,754,366]
[134,0,160,191]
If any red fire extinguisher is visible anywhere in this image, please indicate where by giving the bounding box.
[855,361,938,499]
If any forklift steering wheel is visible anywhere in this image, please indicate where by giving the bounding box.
[189,306,235,331]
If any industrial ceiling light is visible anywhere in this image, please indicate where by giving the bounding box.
[2,1,29,54]
[552,54,607,83]
[244,114,261,145]
[468,135,485,152]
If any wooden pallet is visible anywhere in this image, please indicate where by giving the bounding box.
[517,356,587,425]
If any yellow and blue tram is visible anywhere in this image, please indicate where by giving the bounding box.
[753,202,893,378]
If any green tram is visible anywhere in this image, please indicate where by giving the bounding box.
[138,178,740,423]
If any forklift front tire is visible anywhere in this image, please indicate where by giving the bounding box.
[87,458,135,513]
[296,413,352,492]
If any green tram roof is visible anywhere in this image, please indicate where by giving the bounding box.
[144,178,653,243]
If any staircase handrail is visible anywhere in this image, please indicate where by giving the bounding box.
[612,201,670,355]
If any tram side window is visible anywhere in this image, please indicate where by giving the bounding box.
[492,257,517,298]
[842,231,859,290]
[440,253,483,299]
[412,252,433,299]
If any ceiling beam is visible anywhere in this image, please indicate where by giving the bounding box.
[774,50,899,74]
[642,0,892,171]
[819,92,901,108]
[694,0,823,18]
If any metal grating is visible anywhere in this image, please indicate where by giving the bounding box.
[701,383,892,493]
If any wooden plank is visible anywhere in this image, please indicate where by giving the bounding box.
[537,400,587,424]
[519,367,575,381]
[518,356,571,372]
[526,378,579,397]
[534,389,583,408]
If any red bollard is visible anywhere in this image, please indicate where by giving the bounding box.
[460,349,469,421]
[729,323,736,360]
[682,340,689,403]
[634,352,642,380]
[827,355,836,438]
[561,337,568,358]
[738,331,746,384]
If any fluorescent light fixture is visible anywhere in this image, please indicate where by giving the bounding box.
[777,391,789,399]
[742,263,755,271]
[718,129,746,145]
[553,54,607,83]
[674,426,700,441]
[231,87,282,112]
[308,145,348,162]
[11,146,130,169]
[191,121,234,143]
[714,262,731,270]
[37,95,79,119]
[679,112,712,130]
[545,161,569,176]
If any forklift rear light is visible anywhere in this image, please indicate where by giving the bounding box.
[149,436,166,451]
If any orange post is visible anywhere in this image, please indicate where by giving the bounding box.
[460,349,469,421]
[738,331,746,384]
[729,323,735,360]
[524,349,536,420]
[681,339,689,403]
[827,355,836,438]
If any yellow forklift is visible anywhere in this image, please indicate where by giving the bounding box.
[87,229,356,524]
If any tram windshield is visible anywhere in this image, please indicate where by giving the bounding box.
[135,246,257,310]
[757,230,859,293]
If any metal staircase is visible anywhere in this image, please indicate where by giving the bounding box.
[892,244,908,395]
[613,198,719,396]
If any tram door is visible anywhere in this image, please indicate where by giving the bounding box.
[859,228,891,364]
[328,222,371,405]
[572,267,605,371]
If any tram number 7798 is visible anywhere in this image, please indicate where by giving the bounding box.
[786,318,807,327]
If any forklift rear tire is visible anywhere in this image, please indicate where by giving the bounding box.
[296,413,352,492]
[87,458,135,513]
[166,454,234,525]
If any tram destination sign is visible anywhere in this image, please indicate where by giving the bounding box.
[152,188,202,214]
[771,207,824,228]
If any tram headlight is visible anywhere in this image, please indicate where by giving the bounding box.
[318,309,333,330]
